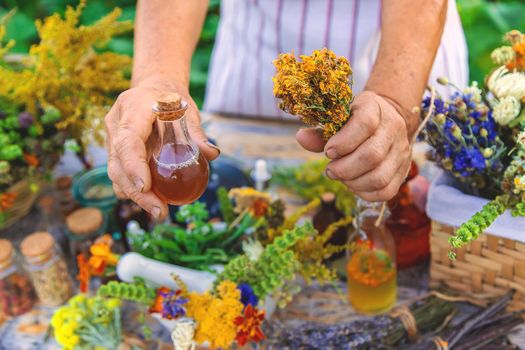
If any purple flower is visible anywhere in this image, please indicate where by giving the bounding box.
[18,112,34,128]
[160,289,188,320]
[238,283,258,307]
[0,111,6,120]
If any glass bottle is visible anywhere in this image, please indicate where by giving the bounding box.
[386,161,431,269]
[148,93,210,205]
[66,207,105,260]
[347,199,397,314]
[0,239,36,318]
[20,232,74,307]
[37,195,69,256]
[312,192,349,260]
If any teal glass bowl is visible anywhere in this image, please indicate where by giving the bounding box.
[72,165,117,212]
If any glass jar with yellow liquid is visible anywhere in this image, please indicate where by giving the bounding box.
[347,199,397,314]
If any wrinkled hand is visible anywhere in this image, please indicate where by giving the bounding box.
[104,80,220,220]
[296,91,412,201]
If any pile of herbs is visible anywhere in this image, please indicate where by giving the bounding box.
[127,194,260,271]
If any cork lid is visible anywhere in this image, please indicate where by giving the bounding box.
[321,192,336,203]
[66,207,104,235]
[154,93,187,121]
[20,232,55,258]
[56,176,72,190]
[0,239,13,264]
[38,195,54,213]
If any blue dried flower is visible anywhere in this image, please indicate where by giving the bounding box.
[422,86,506,190]
[160,289,188,319]
[18,112,34,128]
[238,283,258,307]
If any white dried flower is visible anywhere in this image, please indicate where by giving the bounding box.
[463,81,483,103]
[505,30,524,45]
[493,96,521,125]
[517,130,525,148]
[242,239,263,261]
[490,46,516,66]
[487,66,525,101]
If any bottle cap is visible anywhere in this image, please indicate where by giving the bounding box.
[20,232,55,259]
[56,176,72,190]
[66,207,104,236]
[0,239,13,266]
[321,192,336,203]
[38,195,54,214]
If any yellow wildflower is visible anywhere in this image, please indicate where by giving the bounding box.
[273,48,353,139]
[185,281,244,349]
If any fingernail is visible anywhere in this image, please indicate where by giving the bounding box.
[151,206,161,219]
[133,177,145,192]
[325,168,336,180]
[206,140,221,155]
[325,148,339,159]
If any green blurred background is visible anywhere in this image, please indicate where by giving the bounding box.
[0,0,524,107]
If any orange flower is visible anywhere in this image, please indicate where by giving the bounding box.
[149,286,171,314]
[76,254,91,293]
[235,304,265,346]
[0,193,17,211]
[86,235,119,275]
[23,154,39,167]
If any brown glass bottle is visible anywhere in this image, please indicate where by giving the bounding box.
[148,93,209,206]
[312,192,349,260]
[386,161,431,269]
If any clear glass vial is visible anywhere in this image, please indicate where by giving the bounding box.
[148,93,210,205]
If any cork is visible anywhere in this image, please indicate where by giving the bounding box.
[38,195,54,214]
[321,192,336,203]
[55,176,72,190]
[0,239,13,264]
[154,93,187,121]
[20,232,55,258]
[66,207,103,236]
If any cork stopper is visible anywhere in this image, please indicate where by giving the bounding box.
[38,195,54,214]
[0,239,13,265]
[66,207,104,236]
[321,192,336,203]
[56,176,72,190]
[154,93,187,121]
[20,232,55,259]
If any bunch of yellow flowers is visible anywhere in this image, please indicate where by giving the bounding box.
[51,294,122,350]
[0,0,132,146]
[185,280,244,349]
[273,48,353,139]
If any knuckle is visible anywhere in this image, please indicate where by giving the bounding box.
[363,147,384,165]
[373,173,391,190]
[128,189,145,203]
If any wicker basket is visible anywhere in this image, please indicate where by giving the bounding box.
[0,179,42,230]
[430,221,525,311]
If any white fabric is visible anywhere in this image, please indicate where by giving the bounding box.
[426,170,525,243]
[204,0,469,118]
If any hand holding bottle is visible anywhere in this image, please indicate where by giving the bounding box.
[104,80,220,220]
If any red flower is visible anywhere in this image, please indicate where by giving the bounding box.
[0,193,17,211]
[234,304,265,346]
[23,154,39,167]
[252,198,269,217]
[76,254,91,293]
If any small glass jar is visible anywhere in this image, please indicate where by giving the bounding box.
[20,232,74,307]
[66,207,105,260]
[347,199,397,314]
[0,239,36,318]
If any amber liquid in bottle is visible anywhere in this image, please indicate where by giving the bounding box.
[150,143,209,205]
[148,93,210,206]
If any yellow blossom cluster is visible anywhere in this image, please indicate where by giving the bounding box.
[185,280,244,349]
[0,0,132,146]
[273,48,353,139]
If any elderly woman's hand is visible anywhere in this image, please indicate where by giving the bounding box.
[104,79,220,220]
[296,91,412,201]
